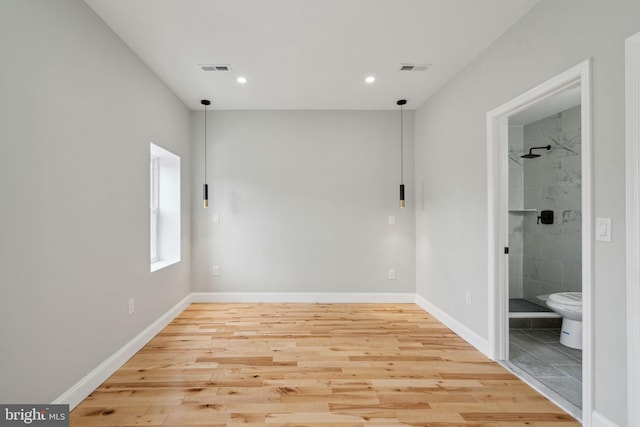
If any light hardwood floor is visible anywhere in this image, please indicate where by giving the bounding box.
[71,303,579,426]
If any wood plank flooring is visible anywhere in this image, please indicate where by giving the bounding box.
[70,303,580,426]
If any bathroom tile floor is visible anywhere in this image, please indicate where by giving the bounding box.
[507,328,582,419]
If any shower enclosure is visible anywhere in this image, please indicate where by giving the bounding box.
[509,104,582,312]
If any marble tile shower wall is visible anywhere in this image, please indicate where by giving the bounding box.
[508,126,525,299]
[522,105,582,301]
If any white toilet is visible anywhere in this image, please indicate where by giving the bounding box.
[545,292,582,350]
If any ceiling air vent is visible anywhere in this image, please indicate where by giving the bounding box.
[200,64,232,72]
[400,63,431,72]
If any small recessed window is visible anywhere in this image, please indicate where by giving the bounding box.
[150,142,181,272]
[150,155,159,263]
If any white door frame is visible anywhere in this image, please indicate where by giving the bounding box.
[486,60,592,422]
[625,32,640,427]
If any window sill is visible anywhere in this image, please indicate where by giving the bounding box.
[150,259,180,273]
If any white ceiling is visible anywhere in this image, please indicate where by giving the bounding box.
[84,0,538,111]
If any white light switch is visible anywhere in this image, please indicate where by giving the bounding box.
[388,215,396,225]
[596,218,612,242]
[388,269,396,280]
[213,213,220,224]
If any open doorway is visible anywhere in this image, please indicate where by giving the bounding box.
[506,86,582,417]
[487,60,592,422]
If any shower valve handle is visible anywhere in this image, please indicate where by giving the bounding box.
[537,210,554,225]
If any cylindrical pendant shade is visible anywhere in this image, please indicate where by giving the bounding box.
[203,183,209,208]
[400,184,405,208]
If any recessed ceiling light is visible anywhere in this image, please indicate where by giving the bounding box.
[365,76,375,84]
[237,76,247,84]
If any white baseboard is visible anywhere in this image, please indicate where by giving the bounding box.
[190,291,415,304]
[414,294,490,357]
[53,293,193,410]
[591,411,619,427]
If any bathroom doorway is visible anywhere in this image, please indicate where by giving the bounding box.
[486,61,592,422]
[506,89,582,418]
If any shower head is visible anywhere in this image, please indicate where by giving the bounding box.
[521,145,551,159]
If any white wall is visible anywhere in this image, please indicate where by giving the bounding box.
[0,0,191,403]
[191,110,415,294]
[414,0,639,424]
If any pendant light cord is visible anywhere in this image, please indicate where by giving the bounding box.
[400,103,404,185]
[204,104,207,185]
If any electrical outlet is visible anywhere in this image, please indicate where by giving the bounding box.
[128,298,135,314]
[388,215,396,225]
[465,291,472,305]
[212,265,220,276]
[388,269,396,280]
[213,213,220,224]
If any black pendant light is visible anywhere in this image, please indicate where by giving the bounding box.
[201,99,210,208]
[397,99,407,208]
